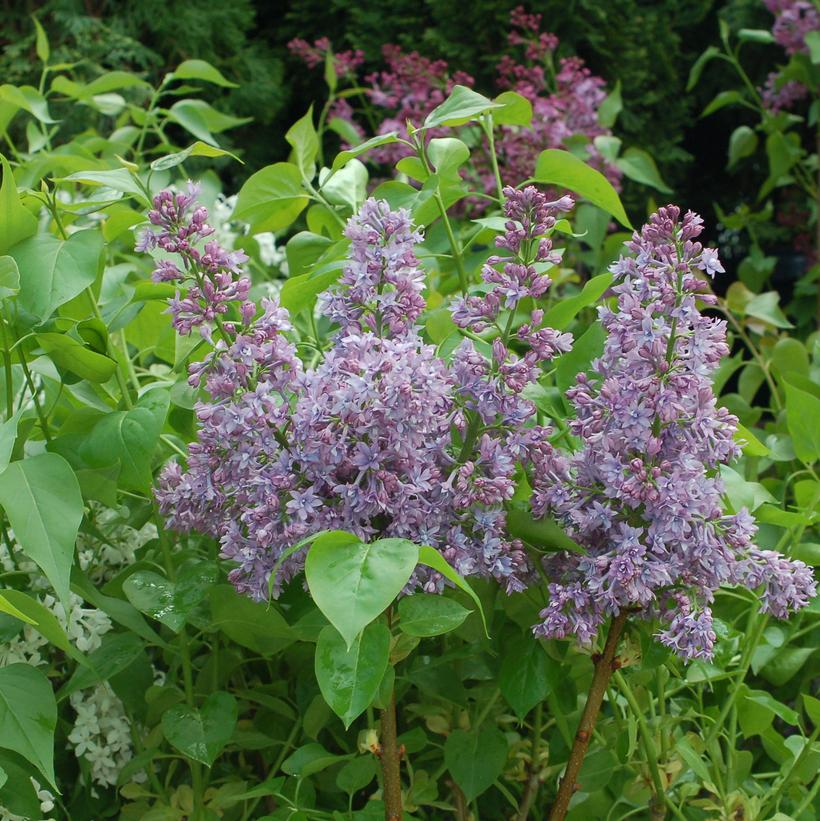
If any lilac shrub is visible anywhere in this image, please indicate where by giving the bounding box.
[141,187,571,600]
[289,7,619,194]
[760,0,819,111]
[530,206,816,659]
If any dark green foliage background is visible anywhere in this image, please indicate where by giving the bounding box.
[0,0,794,218]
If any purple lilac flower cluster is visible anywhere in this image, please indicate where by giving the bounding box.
[488,8,621,191]
[765,0,819,55]
[528,205,816,659]
[136,183,251,338]
[290,7,618,195]
[760,0,819,111]
[146,193,571,600]
[451,186,573,424]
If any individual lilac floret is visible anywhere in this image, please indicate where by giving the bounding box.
[530,205,816,661]
[136,182,250,338]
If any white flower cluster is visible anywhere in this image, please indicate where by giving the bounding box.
[67,682,135,789]
[77,504,157,583]
[213,193,288,272]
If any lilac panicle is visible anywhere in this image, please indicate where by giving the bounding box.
[146,192,572,600]
[137,182,251,338]
[529,205,816,660]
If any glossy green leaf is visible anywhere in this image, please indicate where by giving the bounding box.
[123,562,218,633]
[598,81,622,128]
[233,162,309,233]
[150,141,240,172]
[305,536,419,648]
[285,107,319,176]
[279,263,346,316]
[59,632,143,699]
[745,291,793,329]
[533,149,631,228]
[0,664,57,789]
[0,589,76,658]
[281,743,350,777]
[728,125,758,169]
[315,622,390,728]
[507,507,586,554]
[417,546,488,637]
[336,756,378,795]
[499,635,556,720]
[398,594,471,637]
[171,59,237,88]
[0,85,55,123]
[444,725,508,801]
[209,584,293,655]
[36,333,117,382]
[0,155,37,256]
[320,159,368,213]
[0,408,22,474]
[425,85,503,128]
[615,147,672,193]
[491,91,532,126]
[702,90,744,117]
[784,380,820,464]
[167,99,249,146]
[687,46,721,91]
[734,423,770,457]
[80,387,169,492]
[161,691,238,766]
[0,453,82,605]
[0,255,19,300]
[331,132,399,171]
[556,322,605,391]
[10,229,102,321]
[428,137,470,177]
[32,17,49,63]
[720,465,776,513]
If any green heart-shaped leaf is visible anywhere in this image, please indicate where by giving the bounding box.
[161,691,237,766]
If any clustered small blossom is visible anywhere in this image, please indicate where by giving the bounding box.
[136,183,251,337]
[489,8,621,191]
[0,535,113,666]
[287,36,364,77]
[150,193,572,598]
[451,186,573,424]
[764,0,820,55]
[529,205,816,659]
[760,1,819,111]
[292,7,619,195]
[68,682,136,789]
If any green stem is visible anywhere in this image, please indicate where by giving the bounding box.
[16,346,51,442]
[515,703,544,820]
[482,114,505,203]
[613,671,671,820]
[703,612,767,749]
[0,313,14,419]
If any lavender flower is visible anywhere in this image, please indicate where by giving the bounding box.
[148,194,570,600]
[137,182,251,338]
[764,0,820,55]
[530,206,816,660]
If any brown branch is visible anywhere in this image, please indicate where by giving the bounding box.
[547,610,629,821]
